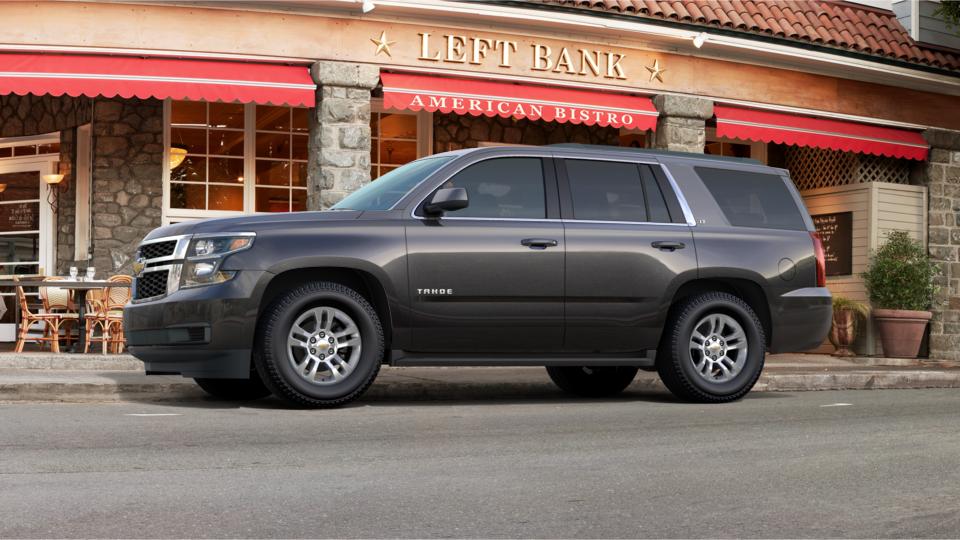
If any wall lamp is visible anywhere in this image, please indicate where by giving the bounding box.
[361,0,375,13]
[43,173,67,212]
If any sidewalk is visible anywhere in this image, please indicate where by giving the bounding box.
[1,352,959,403]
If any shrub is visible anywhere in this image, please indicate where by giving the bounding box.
[861,230,940,311]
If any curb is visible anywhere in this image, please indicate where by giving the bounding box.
[3,369,960,403]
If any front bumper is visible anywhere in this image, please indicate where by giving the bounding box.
[124,270,268,379]
[769,287,833,354]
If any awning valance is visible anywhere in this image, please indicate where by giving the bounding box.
[0,53,315,107]
[714,105,928,160]
[381,72,658,131]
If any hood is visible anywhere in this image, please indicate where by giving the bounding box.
[142,210,363,241]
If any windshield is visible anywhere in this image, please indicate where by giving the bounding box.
[330,155,455,211]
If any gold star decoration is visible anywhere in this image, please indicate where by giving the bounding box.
[370,31,396,57]
[646,59,666,83]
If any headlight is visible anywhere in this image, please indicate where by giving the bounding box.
[181,234,254,288]
[190,235,254,258]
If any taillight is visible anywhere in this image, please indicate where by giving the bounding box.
[811,232,826,287]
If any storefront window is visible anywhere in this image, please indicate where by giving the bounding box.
[254,105,309,212]
[371,111,419,179]
[167,100,310,221]
[705,141,752,157]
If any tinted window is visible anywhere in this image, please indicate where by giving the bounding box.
[566,160,647,222]
[641,168,672,223]
[695,167,806,230]
[439,158,545,219]
[332,155,454,211]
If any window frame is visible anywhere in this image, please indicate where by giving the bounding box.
[163,99,432,224]
[705,127,767,163]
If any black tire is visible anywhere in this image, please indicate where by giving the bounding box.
[546,366,639,397]
[194,373,271,401]
[656,292,766,403]
[254,281,383,408]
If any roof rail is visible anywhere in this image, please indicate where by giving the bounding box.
[548,143,762,165]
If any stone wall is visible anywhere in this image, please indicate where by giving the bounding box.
[921,129,960,361]
[433,113,620,152]
[0,94,91,137]
[308,61,379,209]
[89,98,164,275]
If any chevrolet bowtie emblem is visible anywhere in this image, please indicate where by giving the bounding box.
[132,258,145,276]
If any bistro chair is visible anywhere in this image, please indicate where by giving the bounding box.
[14,278,67,353]
[84,275,133,354]
[39,276,80,348]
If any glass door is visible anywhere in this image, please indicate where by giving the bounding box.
[0,160,55,341]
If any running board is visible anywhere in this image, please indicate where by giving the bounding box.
[389,350,656,368]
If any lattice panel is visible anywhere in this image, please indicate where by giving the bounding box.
[786,146,858,191]
[856,154,910,185]
[785,146,911,192]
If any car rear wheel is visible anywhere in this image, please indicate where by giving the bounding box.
[546,366,639,397]
[193,373,271,401]
[657,292,765,403]
[254,281,384,408]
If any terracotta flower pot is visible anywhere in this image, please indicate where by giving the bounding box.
[873,308,932,359]
[829,309,858,357]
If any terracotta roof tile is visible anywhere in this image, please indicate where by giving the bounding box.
[530,0,960,71]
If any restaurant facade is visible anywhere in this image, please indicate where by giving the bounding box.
[0,0,958,358]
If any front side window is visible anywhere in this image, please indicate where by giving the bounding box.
[438,158,546,219]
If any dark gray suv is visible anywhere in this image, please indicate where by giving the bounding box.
[125,145,831,407]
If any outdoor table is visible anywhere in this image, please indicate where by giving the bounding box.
[0,279,131,353]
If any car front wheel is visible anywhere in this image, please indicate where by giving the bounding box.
[254,281,384,408]
[657,292,765,403]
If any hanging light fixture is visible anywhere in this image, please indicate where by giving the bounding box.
[169,146,188,169]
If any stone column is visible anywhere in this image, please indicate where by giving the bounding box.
[920,128,960,361]
[307,61,380,210]
[651,95,713,153]
[90,97,164,275]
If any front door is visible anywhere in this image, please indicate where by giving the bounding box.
[0,156,57,341]
[405,156,564,353]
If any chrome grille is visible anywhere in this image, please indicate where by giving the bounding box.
[134,270,169,301]
[139,240,177,260]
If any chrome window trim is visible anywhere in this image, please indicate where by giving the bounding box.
[409,151,698,227]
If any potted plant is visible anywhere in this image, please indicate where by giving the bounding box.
[828,296,870,357]
[861,231,940,358]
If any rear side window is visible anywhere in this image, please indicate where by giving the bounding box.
[564,160,675,223]
[695,167,806,231]
[566,160,646,222]
[438,157,545,219]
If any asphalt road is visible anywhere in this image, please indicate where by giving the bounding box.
[2,389,959,538]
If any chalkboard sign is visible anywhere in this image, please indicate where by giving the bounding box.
[812,211,853,277]
[0,202,38,232]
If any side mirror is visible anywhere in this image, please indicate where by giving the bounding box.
[423,187,468,216]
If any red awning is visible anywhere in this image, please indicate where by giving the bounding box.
[381,72,657,131]
[0,53,315,107]
[714,105,928,160]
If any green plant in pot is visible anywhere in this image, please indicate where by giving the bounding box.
[829,296,870,357]
[861,230,940,358]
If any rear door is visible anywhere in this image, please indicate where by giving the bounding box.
[405,155,565,353]
[559,158,698,352]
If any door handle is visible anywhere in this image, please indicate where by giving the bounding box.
[651,241,686,251]
[521,238,559,249]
